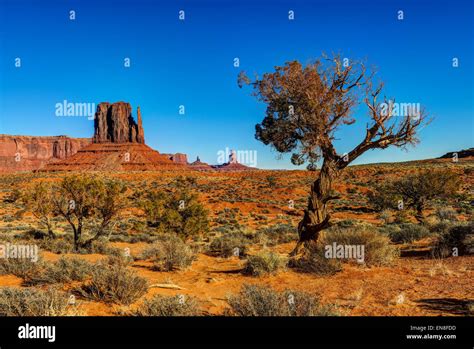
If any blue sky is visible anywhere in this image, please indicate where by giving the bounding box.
[0,0,472,169]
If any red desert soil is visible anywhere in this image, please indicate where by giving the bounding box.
[0,158,472,316]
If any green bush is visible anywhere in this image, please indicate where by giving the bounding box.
[226,284,338,316]
[141,186,209,238]
[131,295,200,316]
[243,251,286,276]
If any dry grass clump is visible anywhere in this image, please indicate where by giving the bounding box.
[243,251,286,276]
[25,257,94,285]
[130,295,200,316]
[226,284,338,316]
[140,235,196,271]
[0,287,79,316]
[76,259,148,305]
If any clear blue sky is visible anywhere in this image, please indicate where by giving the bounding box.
[0,0,472,169]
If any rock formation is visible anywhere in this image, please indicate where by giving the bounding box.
[42,102,185,171]
[165,153,188,165]
[439,148,474,159]
[0,135,91,172]
[93,102,145,144]
[189,156,213,171]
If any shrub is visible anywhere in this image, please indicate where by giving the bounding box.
[369,170,460,223]
[289,243,342,275]
[321,226,399,266]
[0,257,42,280]
[226,284,338,316]
[432,222,474,258]
[243,251,286,276]
[140,235,195,271]
[38,237,73,254]
[208,233,248,258]
[435,207,458,222]
[25,257,94,285]
[384,223,431,243]
[79,239,123,256]
[25,175,128,252]
[141,187,209,238]
[0,287,77,316]
[131,295,200,316]
[77,263,148,305]
[256,224,298,245]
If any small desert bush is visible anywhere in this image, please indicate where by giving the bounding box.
[77,262,148,305]
[140,235,195,271]
[434,207,458,222]
[289,243,342,275]
[78,239,122,256]
[0,287,77,316]
[321,226,399,266]
[256,224,298,246]
[25,257,94,285]
[226,284,338,316]
[208,233,249,258]
[432,222,474,258]
[383,223,431,243]
[243,251,286,276]
[0,257,42,280]
[131,295,200,316]
[38,237,73,254]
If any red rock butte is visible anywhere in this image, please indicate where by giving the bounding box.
[0,101,257,172]
[42,102,186,171]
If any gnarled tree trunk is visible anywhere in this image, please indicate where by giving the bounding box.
[291,158,340,256]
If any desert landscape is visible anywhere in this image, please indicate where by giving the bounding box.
[0,100,472,318]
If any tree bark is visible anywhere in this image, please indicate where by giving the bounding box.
[291,158,339,256]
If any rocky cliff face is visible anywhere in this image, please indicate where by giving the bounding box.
[93,102,145,144]
[0,135,91,172]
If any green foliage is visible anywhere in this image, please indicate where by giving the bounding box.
[369,170,461,222]
[141,186,209,238]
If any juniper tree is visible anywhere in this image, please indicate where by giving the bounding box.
[239,55,429,255]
